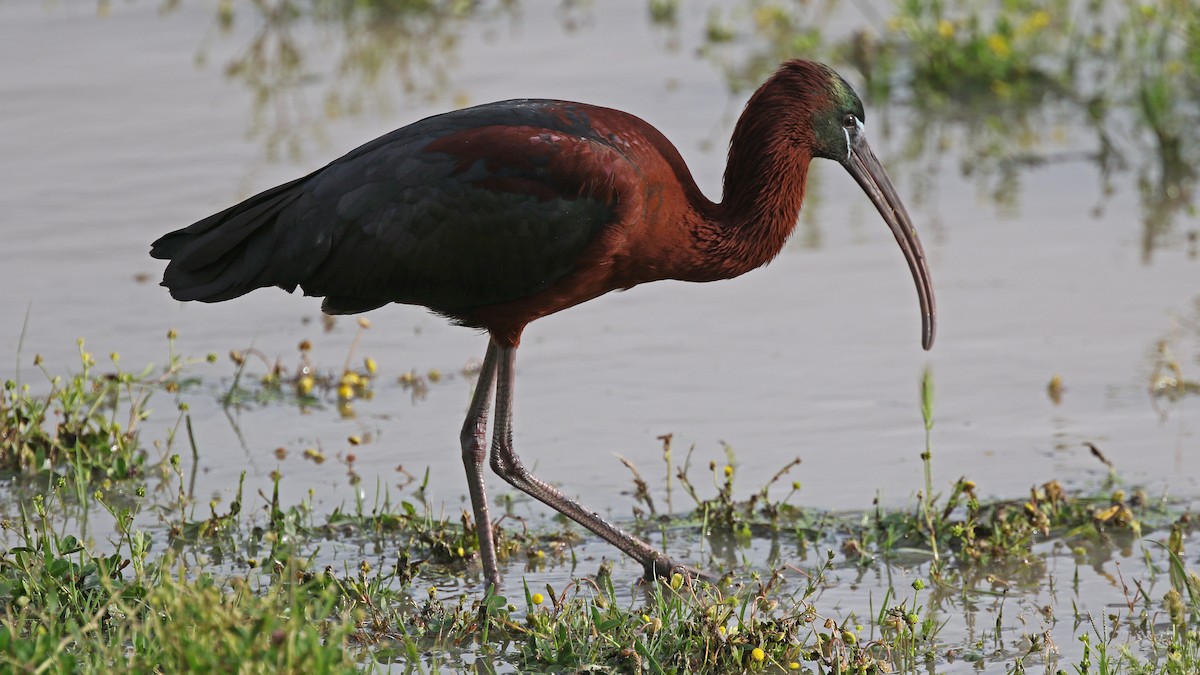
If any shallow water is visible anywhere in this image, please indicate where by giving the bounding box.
[4,0,1194,509]
[1,1,1198,667]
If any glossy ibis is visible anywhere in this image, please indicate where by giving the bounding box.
[152,60,936,589]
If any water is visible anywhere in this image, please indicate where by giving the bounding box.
[3,0,1196,505]
[3,0,1197,513]
[1,1,1197,669]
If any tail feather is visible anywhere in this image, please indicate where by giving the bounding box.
[151,176,307,303]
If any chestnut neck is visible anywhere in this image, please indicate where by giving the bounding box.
[690,82,816,281]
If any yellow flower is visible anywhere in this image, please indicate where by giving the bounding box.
[297,374,315,396]
[1018,10,1051,36]
[986,33,1011,59]
[531,592,544,605]
[723,464,734,478]
[936,19,954,38]
[751,647,765,662]
[789,663,800,670]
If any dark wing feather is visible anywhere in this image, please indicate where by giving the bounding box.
[150,174,309,302]
[151,100,618,317]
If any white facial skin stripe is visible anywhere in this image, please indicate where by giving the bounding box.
[845,116,864,161]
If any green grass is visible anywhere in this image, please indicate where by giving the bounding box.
[2,454,1195,673]
[0,512,361,673]
[1,334,1198,673]
[1,340,150,482]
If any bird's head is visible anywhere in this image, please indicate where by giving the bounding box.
[776,62,868,163]
[771,60,937,351]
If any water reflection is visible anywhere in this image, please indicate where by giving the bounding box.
[164,0,520,161]
[1148,298,1200,410]
[698,0,1200,261]
[86,0,1200,255]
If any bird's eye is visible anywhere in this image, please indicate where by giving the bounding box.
[842,113,857,129]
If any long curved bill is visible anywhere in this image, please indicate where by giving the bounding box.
[843,134,937,351]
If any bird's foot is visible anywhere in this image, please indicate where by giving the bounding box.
[642,554,714,586]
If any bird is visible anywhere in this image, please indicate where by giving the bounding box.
[151,59,936,590]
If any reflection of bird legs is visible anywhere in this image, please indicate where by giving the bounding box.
[222,405,261,474]
[460,338,700,590]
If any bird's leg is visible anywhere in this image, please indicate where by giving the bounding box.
[488,343,695,582]
[460,341,501,590]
